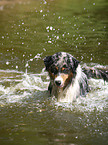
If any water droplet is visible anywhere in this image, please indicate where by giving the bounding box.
[25,62,29,67]
[40,10,43,13]
[43,1,47,4]
[46,26,49,29]
[56,36,59,39]
[98,42,100,45]
[90,57,92,61]
[43,48,46,51]
[50,26,53,30]
[6,61,9,65]
[30,59,33,61]
[48,41,52,43]
[16,66,18,69]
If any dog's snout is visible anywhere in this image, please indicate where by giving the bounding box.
[55,80,61,86]
[55,76,63,87]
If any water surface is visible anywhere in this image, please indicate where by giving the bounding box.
[0,0,108,145]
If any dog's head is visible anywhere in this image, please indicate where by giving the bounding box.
[44,52,80,89]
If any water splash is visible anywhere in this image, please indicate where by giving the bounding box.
[25,53,43,74]
[0,68,49,105]
[54,78,108,113]
[0,63,108,113]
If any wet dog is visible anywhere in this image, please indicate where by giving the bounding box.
[44,52,108,103]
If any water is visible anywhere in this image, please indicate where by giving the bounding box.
[0,0,108,145]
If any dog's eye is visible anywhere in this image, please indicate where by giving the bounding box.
[61,67,68,73]
[61,67,65,71]
[51,66,58,74]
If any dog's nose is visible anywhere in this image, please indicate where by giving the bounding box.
[55,80,61,86]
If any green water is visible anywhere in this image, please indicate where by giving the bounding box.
[0,0,108,145]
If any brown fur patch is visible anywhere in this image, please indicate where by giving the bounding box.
[61,67,65,71]
[61,72,73,88]
[60,74,69,83]
[56,66,58,70]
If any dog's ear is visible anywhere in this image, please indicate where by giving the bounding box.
[69,56,80,73]
[43,56,53,71]
[72,57,80,69]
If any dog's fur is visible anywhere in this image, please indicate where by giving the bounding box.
[44,52,108,103]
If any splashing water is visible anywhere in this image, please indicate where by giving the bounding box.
[0,61,108,113]
[25,53,43,74]
[0,68,49,105]
[55,78,108,112]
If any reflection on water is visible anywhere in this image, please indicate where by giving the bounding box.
[0,0,108,145]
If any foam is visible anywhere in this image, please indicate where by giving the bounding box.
[0,68,107,113]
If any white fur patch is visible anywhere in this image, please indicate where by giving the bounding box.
[57,52,67,66]
[54,76,64,86]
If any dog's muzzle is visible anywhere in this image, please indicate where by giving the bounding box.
[54,76,64,88]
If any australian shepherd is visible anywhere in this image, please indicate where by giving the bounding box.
[44,52,108,103]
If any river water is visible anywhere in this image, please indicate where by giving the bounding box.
[0,0,108,145]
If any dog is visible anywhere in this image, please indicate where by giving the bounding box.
[44,52,108,103]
